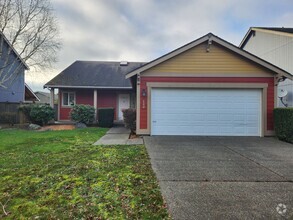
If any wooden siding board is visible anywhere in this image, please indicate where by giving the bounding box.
[143,42,274,75]
[0,41,26,102]
[96,91,118,120]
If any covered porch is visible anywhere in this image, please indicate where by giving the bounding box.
[48,88,136,122]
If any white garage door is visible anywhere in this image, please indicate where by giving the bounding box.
[151,88,262,136]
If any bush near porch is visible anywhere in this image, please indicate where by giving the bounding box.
[0,128,169,219]
[274,108,293,143]
[70,104,95,125]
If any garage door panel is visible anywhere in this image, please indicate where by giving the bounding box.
[151,88,261,136]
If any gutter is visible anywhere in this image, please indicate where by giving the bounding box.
[44,85,133,89]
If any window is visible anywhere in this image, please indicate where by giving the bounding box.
[62,92,75,106]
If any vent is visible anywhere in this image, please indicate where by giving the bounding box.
[120,61,128,66]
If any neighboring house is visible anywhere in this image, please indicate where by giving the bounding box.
[35,91,57,104]
[44,61,145,121]
[25,83,40,103]
[45,33,291,137]
[240,27,293,107]
[0,31,38,103]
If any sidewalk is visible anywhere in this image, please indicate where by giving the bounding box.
[94,125,144,145]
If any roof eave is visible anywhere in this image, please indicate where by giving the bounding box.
[126,33,292,80]
[44,85,133,89]
[25,83,40,101]
[0,31,29,70]
[239,27,253,49]
[126,34,211,79]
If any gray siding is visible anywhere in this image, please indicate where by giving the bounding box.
[0,37,25,103]
[243,31,293,107]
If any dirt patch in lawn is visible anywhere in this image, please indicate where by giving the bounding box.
[39,124,76,131]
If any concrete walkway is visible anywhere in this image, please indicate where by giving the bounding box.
[94,125,143,145]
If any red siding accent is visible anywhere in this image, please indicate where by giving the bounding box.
[76,90,94,105]
[59,89,93,120]
[97,91,118,120]
[59,89,121,121]
[140,77,275,131]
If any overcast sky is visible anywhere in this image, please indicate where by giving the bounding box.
[26,0,293,92]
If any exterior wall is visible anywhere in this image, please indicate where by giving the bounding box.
[138,77,275,136]
[59,89,94,120]
[96,91,117,120]
[144,42,273,75]
[243,31,293,107]
[58,88,134,121]
[0,40,25,103]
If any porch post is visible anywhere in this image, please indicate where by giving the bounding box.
[50,88,55,108]
[94,89,97,121]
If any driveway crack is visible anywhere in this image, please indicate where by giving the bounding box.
[219,142,289,181]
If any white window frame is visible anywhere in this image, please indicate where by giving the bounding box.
[62,91,76,107]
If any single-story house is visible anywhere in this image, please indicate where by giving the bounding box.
[24,83,40,103]
[45,33,292,137]
[44,61,145,121]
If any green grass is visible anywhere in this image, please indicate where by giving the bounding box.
[0,128,169,219]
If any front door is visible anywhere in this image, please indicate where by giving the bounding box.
[118,94,130,120]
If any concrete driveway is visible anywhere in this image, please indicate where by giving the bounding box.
[144,136,293,220]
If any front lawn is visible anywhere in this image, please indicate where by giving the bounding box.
[0,128,169,219]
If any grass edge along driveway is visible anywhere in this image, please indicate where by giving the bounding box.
[0,128,169,219]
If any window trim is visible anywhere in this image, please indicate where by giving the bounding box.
[62,91,76,107]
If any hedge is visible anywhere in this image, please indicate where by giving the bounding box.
[98,108,114,128]
[273,108,293,143]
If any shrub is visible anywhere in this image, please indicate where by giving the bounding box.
[70,105,95,125]
[19,104,34,121]
[30,105,55,126]
[122,108,136,134]
[274,108,293,143]
[98,108,114,128]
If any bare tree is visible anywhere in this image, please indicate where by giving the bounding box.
[0,0,61,88]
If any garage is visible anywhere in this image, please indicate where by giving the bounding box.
[151,88,262,136]
[126,33,291,136]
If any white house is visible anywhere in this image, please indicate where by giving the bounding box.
[240,27,293,107]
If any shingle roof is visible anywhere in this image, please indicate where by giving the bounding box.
[255,27,293,34]
[44,61,146,88]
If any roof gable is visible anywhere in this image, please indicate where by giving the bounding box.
[0,31,29,70]
[143,41,274,76]
[240,27,293,49]
[25,83,39,101]
[126,33,292,79]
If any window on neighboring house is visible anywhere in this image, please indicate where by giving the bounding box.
[62,92,75,106]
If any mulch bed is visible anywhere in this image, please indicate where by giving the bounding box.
[38,124,76,131]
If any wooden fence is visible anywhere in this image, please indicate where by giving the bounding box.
[0,102,28,124]
[0,103,59,124]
